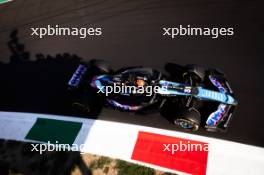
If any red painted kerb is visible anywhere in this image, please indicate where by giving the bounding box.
[131,131,209,175]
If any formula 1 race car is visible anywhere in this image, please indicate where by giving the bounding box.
[68,60,237,132]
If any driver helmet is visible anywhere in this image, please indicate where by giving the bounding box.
[135,79,146,87]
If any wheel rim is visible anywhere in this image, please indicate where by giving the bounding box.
[175,119,199,131]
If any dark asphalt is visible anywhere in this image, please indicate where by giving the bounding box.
[0,0,263,147]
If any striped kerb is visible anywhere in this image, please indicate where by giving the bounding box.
[25,118,82,144]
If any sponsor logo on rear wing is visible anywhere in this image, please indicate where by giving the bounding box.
[205,104,235,132]
[68,64,87,88]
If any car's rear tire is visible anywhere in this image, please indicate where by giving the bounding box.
[174,108,201,131]
[72,102,91,113]
[72,90,92,114]
[71,88,103,117]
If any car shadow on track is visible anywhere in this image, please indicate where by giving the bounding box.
[0,30,103,118]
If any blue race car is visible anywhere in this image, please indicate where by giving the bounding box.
[68,60,237,132]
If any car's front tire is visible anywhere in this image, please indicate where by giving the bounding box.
[174,108,201,131]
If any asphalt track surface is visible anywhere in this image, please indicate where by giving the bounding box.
[0,0,263,147]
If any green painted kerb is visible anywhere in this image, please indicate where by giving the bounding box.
[25,118,82,145]
[0,0,12,4]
